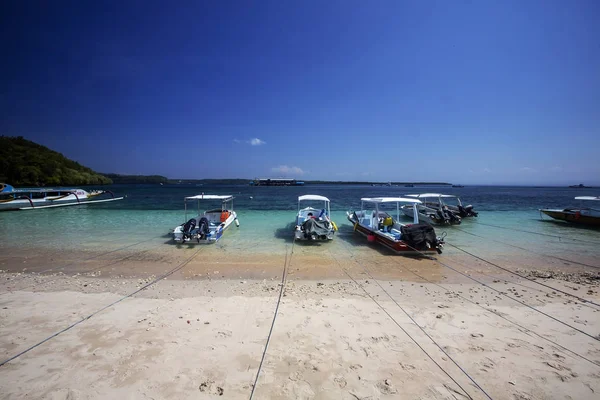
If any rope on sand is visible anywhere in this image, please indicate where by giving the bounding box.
[445,238,600,308]
[329,248,486,400]
[249,238,294,400]
[379,255,600,368]
[0,246,204,368]
[398,242,600,343]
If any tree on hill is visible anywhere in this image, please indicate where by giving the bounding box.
[0,136,112,186]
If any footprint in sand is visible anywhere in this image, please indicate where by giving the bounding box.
[376,379,398,395]
[199,379,224,396]
[398,362,416,371]
[333,376,347,388]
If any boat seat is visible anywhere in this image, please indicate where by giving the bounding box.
[361,217,372,227]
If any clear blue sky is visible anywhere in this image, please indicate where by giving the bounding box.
[2,1,599,185]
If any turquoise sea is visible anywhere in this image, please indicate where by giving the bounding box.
[1,184,599,271]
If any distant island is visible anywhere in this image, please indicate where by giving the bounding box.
[0,136,112,186]
[159,179,452,186]
[103,173,169,184]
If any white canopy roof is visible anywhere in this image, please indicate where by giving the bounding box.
[298,194,330,202]
[406,193,457,198]
[361,197,421,204]
[575,196,600,201]
[185,194,234,201]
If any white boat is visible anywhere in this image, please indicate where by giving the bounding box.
[0,183,123,211]
[540,196,600,227]
[402,193,474,225]
[347,197,445,255]
[294,195,337,241]
[172,194,239,243]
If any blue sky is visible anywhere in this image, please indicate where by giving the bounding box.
[2,1,599,185]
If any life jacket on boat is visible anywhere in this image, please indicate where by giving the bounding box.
[220,211,230,222]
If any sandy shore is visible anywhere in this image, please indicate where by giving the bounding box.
[1,243,600,399]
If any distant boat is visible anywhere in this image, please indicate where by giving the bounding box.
[569,184,591,188]
[452,184,464,188]
[250,178,304,186]
[405,184,415,187]
[0,183,123,211]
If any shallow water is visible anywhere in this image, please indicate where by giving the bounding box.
[1,184,599,272]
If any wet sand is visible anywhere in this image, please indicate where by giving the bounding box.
[1,238,600,399]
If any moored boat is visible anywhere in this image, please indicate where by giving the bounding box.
[172,194,239,243]
[294,195,337,241]
[404,193,478,224]
[347,197,445,255]
[402,193,462,225]
[540,196,600,227]
[0,183,123,211]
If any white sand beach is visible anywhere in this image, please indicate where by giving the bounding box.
[1,244,600,399]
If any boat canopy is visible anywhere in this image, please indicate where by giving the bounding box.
[185,194,234,201]
[575,196,600,201]
[298,194,330,202]
[361,197,421,204]
[406,193,456,198]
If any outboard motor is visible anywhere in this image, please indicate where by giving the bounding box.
[464,205,478,217]
[182,218,197,241]
[436,209,450,224]
[446,208,461,224]
[196,217,210,241]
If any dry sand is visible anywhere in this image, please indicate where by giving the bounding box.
[1,241,600,400]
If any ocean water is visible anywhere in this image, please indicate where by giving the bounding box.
[1,184,599,270]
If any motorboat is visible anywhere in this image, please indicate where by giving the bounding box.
[0,183,123,211]
[401,193,462,225]
[540,196,600,227]
[405,193,478,223]
[294,195,337,241]
[347,197,445,255]
[172,194,239,243]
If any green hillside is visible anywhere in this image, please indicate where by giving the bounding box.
[0,136,112,186]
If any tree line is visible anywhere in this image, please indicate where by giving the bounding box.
[0,136,112,186]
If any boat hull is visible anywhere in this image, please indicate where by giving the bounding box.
[173,212,238,243]
[0,191,120,211]
[540,209,600,227]
[347,213,441,255]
